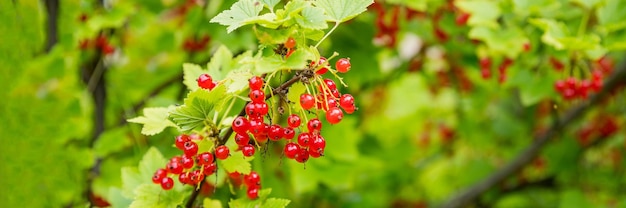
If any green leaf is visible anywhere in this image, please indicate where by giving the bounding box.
[228,189,274,207]
[108,187,132,208]
[94,127,131,157]
[121,167,143,198]
[169,85,228,132]
[129,184,185,208]
[219,151,252,174]
[314,0,374,23]
[596,0,626,32]
[287,82,306,113]
[138,147,168,181]
[455,0,501,28]
[207,45,234,81]
[183,63,205,91]
[253,46,316,74]
[209,0,265,33]
[529,18,569,50]
[296,5,329,29]
[224,70,254,93]
[261,0,281,11]
[263,198,291,208]
[468,27,527,57]
[128,107,177,136]
[203,198,223,208]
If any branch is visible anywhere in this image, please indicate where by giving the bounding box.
[441,58,626,208]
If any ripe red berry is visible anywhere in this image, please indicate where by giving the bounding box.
[307,118,322,132]
[183,141,198,156]
[249,118,265,135]
[523,42,531,52]
[161,177,174,190]
[244,171,261,187]
[198,74,216,90]
[215,145,230,160]
[152,168,167,184]
[249,89,265,103]
[269,124,284,141]
[310,135,326,157]
[287,114,301,128]
[101,44,115,55]
[175,134,190,150]
[181,154,195,169]
[335,58,351,73]
[203,162,217,175]
[479,58,491,69]
[285,48,295,58]
[256,102,269,116]
[197,152,214,166]
[297,132,312,147]
[322,78,337,91]
[189,169,204,185]
[295,148,310,163]
[326,107,344,124]
[339,94,355,110]
[285,37,296,49]
[314,57,329,75]
[283,127,295,140]
[167,160,184,174]
[481,68,491,79]
[247,187,259,199]
[455,12,470,26]
[249,76,264,90]
[300,94,315,110]
[235,133,251,146]
[242,144,255,157]
[550,57,564,71]
[284,142,300,159]
[232,116,250,134]
[179,172,190,184]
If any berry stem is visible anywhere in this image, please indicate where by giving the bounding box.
[314,22,340,48]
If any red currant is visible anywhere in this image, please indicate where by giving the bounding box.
[175,134,190,150]
[160,177,174,190]
[326,107,344,124]
[550,57,564,71]
[249,118,265,135]
[249,89,265,103]
[339,94,355,110]
[295,148,310,163]
[242,144,255,157]
[189,134,203,141]
[283,127,295,140]
[310,135,326,157]
[554,80,566,93]
[197,152,214,166]
[249,76,264,90]
[198,74,215,90]
[269,124,284,141]
[314,57,328,75]
[166,160,184,174]
[297,132,312,147]
[189,169,204,185]
[256,102,269,116]
[287,114,301,128]
[300,94,315,110]
[152,168,167,184]
[181,154,195,169]
[479,58,491,69]
[307,118,322,132]
[335,58,351,73]
[235,133,251,146]
[285,37,296,49]
[455,12,470,26]
[215,145,230,160]
[183,141,198,157]
[203,162,217,175]
[244,171,261,187]
[284,142,300,159]
[179,172,190,184]
[247,187,259,199]
[232,116,250,134]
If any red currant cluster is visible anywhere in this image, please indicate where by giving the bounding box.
[554,70,603,100]
[370,2,400,47]
[479,57,514,83]
[152,134,231,191]
[228,171,262,199]
[284,37,296,58]
[78,34,115,55]
[183,35,210,53]
[197,73,218,90]
[576,116,619,146]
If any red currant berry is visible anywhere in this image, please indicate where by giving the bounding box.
[455,12,470,25]
[550,57,564,71]
[284,142,300,159]
[481,68,491,79]
[256,102,269,116]
[309,147,322,158]
[297,132,312,147]
[101,44,115,55]
[523,42,531,52]
[175,134,190,150]
[343,105,356,114]
[232,116,250,134]
[160,177,174,190]
[152,168,167,184]
[300,94,315,110]
[249,76,264,90]
[285,37,296,49]
[314,57,328,75]
[215,145,230,160]
[479,58,491,69]
[235,133,251,146]
[254,133,268,143]
[554,80,566,93]
[283,127,295,140]
[307,118,322,132]
[203,162,217,175]
[269,124,284,141]
[198,74,214,90]
[339,94,355,110]
[197,152,214,166]
[189,169,204,185]
[183,141,198,157]
[287,114,301,128]
[247,187,259,199]
[286,48,295,58]
[310,135,326,157]
[179,172,190,184]
[167,161,184,175]
[295,148,310,163]
[249,89,265,103]
[181,154,195,169]
[242,144,255,157]
[249,118,265,135]
[189,134,203,141]
[244,171,261,187]
[326,107,344,124]
[335,58,351,73]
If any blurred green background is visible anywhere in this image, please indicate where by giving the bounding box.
[2,0,626,207]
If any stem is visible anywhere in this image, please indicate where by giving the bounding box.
[314,22,340,48]
[578,9,590,36]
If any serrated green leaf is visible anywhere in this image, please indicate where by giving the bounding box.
[314,0,374,23]
[262,198,290,208]
[138,147,168,181]
[209,0,265,33]
[129,184,185,208]
[203,198,223,208]
[261,0,280,11]
[121,167,142,198]
[128,107,177,136]
[529,18,569,50]
[296,5,329,29]
[287,82,306,113]
[597,0,626,32]
[183,63,205,91]
[207,45,234,81]
[108,187,132,208]
[456,0,501,28]
[196,137,215,153]
[94,127,131,157]
[169,85,228,132]
[220,151,252,174]
[224,70,254,93]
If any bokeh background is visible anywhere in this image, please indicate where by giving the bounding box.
[2,0,626,207]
